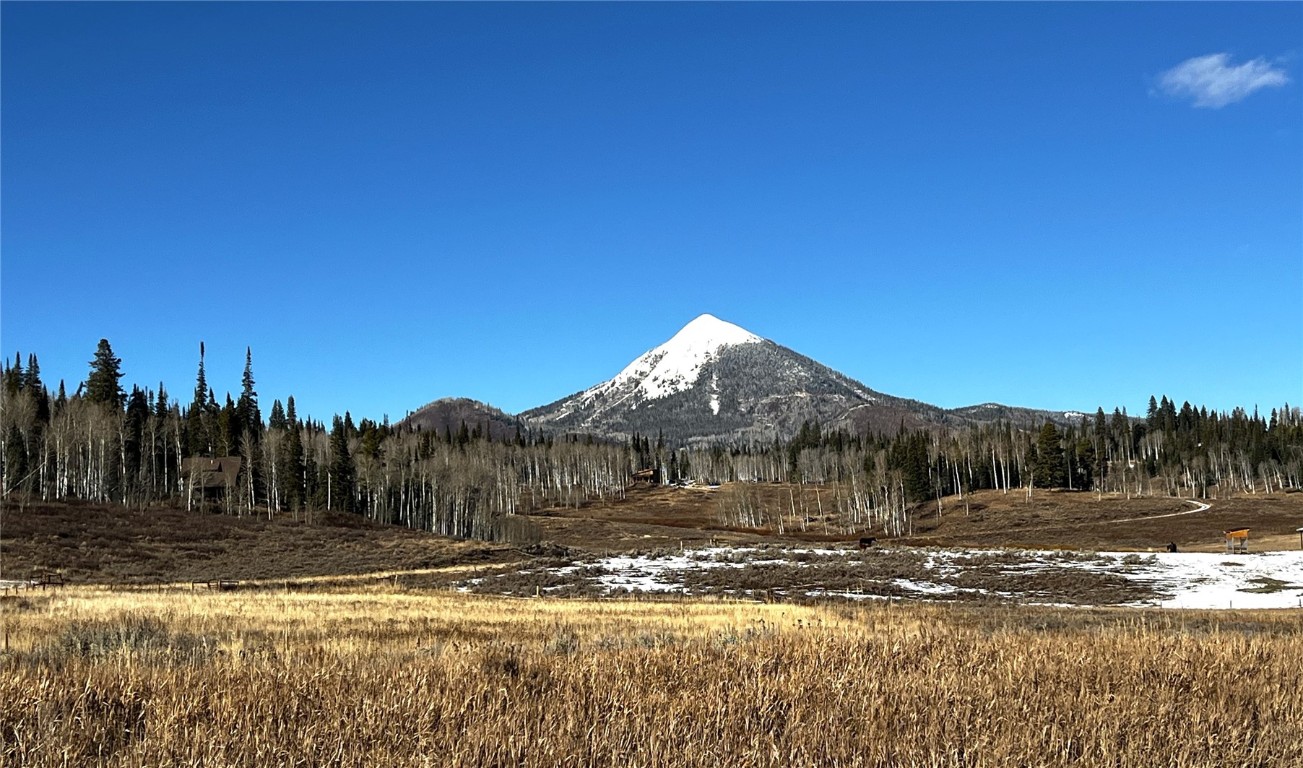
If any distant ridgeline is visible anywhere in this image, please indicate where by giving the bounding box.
[2,342,1300,544]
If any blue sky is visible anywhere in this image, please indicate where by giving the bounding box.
[3,2,1300,425]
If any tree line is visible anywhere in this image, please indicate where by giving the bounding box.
[3,340,1300,541]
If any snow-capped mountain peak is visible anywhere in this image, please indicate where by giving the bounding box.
[522,312,909,442]
[667,313,762,348]
[587,314,763,404]
[520,314,1079,444]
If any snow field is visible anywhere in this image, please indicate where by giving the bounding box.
[570,546,1303,609]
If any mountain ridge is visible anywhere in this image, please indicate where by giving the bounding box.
[518,314,1082,443]
[404,315,1083,442]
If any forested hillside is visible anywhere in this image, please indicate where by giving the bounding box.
[3,340,1300,543]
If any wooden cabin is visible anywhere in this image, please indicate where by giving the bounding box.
[181,456,243,503]
[632,467,660,486]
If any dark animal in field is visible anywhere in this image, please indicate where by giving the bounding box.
[1165,542,1178,553]
[858,537,877,549]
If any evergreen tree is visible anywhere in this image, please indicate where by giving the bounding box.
[4,421,29,495]
[274,396,305,510]
[359,420,383,460]
[85,339,125,408]
[1160,396,1177,433]
[1073,435,1096,490]
[22,353,43,392]
[24,354,51,425]
[889,431,931,502]
[124,387,150,496]
[218,394,239,456]
[155,383,170,419]
[2,352,23,394]
[329,415,357,512]
[1110,408,1130,455]
[283,421,306,510]
[186,344,211,456]
[193,343,208,405]
[1033,422,1067,488]
[235,347,261,444]
[268,399,287,431]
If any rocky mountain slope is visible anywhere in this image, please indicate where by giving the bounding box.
[521,314,973,444]
[405,315,1082,445]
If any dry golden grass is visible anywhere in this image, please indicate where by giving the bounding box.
[4,586,1303,767]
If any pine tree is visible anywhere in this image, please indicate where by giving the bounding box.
[359,420,382,460]
[889,431,932,502]
[24,354,51,425]
[4,421,29,495]
[186,344,211,456]
[3,352,23,395]
[283,416,306,511]
[155,383,170,419]
[124,386,150,498]
[1160,396,1177,433]
[193,343,208,406]
[235,347,261,444]
[268,400,287,430]
[329,415,357,512]
[218,394,239,456]
[85,339,125,408]
[1033,422,1067,488]
[23,353,42,392]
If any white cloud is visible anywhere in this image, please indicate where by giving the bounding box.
[1156,53,1290,108]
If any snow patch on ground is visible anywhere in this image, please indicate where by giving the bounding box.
[893,578,961,596]
[596,554,700,593]
[570,547,1303,610]
[1108,550,1303,610]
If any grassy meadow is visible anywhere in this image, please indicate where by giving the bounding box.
[3,586,1303,767]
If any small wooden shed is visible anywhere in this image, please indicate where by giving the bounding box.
[632,467,660,486]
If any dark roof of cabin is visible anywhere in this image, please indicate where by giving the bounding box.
[181,457,243,489]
